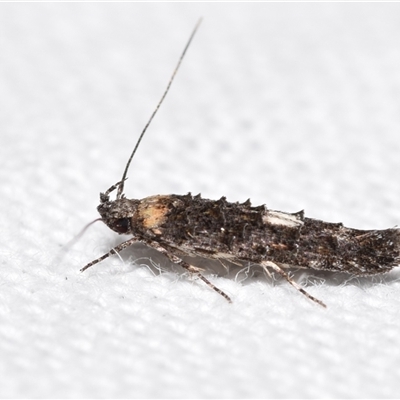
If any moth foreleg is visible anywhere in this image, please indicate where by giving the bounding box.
[261,261,327,308]
[148,241,232,303]
[81,237,139,272]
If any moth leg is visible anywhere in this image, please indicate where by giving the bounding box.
[81,237,139,272]
[148,241,232,303]
[184,264,232,303]
[261,261,327,308]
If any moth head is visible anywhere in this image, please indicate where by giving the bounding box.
[98,185,139,234]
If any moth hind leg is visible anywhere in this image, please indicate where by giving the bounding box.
[261,261,327,308]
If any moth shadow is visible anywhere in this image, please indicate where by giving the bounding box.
[107,240,400,290]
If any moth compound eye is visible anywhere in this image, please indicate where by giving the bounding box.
[114,218,131,234]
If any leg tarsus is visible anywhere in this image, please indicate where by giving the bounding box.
[186,265,232,303]
[261,261,327,308]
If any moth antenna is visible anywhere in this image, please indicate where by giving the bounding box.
[116,18,203,199]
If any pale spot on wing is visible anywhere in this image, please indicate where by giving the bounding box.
[263,210,304,228]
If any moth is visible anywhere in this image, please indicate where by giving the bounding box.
[81,20,400,308]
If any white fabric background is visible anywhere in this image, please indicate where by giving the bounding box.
[1,3,400,398]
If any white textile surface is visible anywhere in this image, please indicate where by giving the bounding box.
[2,3,400,398]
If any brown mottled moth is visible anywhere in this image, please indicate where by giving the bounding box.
[82,19,400,308]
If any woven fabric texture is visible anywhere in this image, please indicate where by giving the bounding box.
[1,3,400,398]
